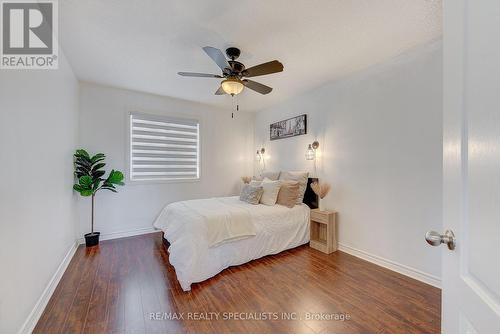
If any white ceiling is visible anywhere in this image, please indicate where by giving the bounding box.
[60,0,442,112]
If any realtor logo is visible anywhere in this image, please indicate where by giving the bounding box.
[1,0,58,69]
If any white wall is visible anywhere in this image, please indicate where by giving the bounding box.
[78,83,254,238]
[0,52,79,333]
[254,41,443,281]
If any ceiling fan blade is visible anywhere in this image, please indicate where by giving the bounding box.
[202,46,230,71]
[243,79,273,95]
[215,86,226,95]
[178,72,222,78]
[243,60,283,78]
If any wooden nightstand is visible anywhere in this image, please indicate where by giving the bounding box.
[309,209,337,254]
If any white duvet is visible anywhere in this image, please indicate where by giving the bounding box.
[153,196,310,291]
[181,198,256,247]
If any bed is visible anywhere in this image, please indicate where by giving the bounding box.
[153,178,318,291]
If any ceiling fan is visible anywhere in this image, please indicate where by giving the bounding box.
[178,46,283,96]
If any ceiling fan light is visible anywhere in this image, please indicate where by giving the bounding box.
[221,78,244,95]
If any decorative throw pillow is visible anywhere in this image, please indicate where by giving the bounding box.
[276,181,300,208]
[239,185,264,205]
[259,178,282,206]
[279,171,309,204]
[249,180,262,187]
[253,171,280,181]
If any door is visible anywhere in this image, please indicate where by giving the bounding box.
[440,0,500,332]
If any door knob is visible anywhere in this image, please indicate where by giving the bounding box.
[425,230,456,250]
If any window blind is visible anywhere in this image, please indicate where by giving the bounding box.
[130,113,200,181]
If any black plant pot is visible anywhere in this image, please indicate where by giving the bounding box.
[84,232,100,247]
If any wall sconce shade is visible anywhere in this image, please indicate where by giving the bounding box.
[305,141,319,160]
[256,147,266,173]
[305,144,315,160]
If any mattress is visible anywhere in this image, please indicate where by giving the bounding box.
[153,196,310,291]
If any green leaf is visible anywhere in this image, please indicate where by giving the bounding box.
[91,153,105,163]
[75,149,90,159]
[75,164,89,170]
[90,157,105,165]
[106,170,124,184]
[91,163,105,172]
[74,153,89,159]
[73,184,93,196]
[75,160,92,169]
[92,178,101,190]
[81,189,93,196]
[101,182,112,189]
[75,155,91,163]
[79,175,93,187]
[92,170,105,179]
[75,170,90,177]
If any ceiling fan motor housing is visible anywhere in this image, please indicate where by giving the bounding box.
[226,47,241,60]
[229,61,245,74]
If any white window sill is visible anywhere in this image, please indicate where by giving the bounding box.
[126,177,201,186]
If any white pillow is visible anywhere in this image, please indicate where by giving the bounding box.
[259,178,282,205]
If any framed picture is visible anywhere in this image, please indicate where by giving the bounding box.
[269,114,307,141]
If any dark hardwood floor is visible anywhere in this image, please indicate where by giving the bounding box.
[34,232,440,334]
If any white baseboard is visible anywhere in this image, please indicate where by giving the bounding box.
[338,243,441,288]
[18,241,78,334]
[77,226,157,244]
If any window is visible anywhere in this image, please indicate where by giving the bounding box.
[129,113,200,181]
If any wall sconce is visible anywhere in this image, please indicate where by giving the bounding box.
[256,147,265,161]
[305,141,319,160]
[256,147,266,173]
[306,141,319,177]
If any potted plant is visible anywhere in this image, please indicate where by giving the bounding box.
[73,149,124,247]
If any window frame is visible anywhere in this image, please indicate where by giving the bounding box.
[126,111,201,184]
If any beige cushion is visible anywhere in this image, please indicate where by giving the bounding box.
[279,171,309,204]
[276,181,300,208]
[253,171,280,181]
[259,178,282,206]
[239,185,264,205]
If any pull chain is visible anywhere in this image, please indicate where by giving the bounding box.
[231,94,234,118]
[231,94,239,119]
